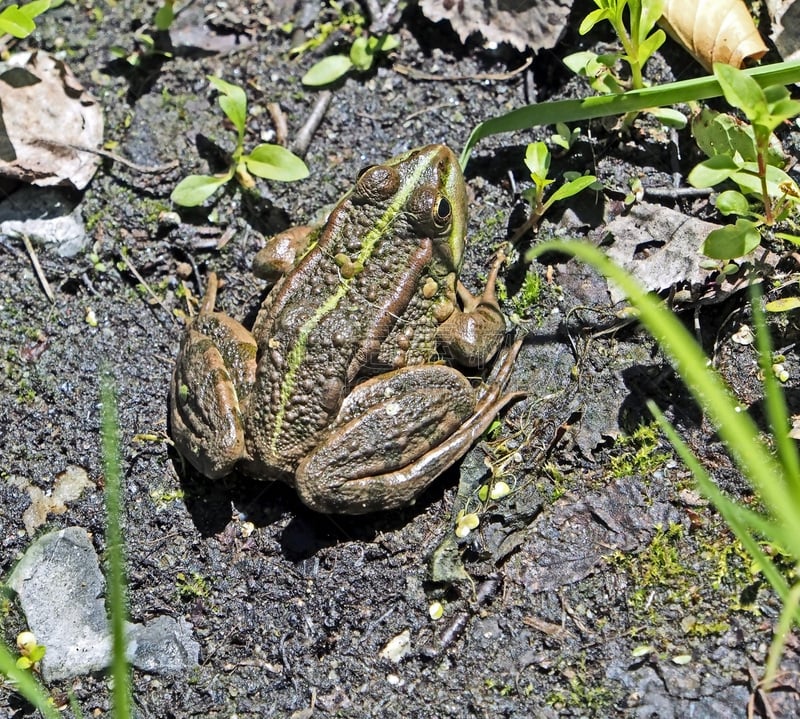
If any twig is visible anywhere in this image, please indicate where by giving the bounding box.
[267,102,289,146]
[31,138,179,174]
[117,247,174,320]
[393,56,533,83]
[291,91,333,157]
[15,231,55,303]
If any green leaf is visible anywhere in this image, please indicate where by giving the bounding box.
[691,107,759,162]
[170,173,232,207]
[765,297,800,313]
[15,656,33,669]
[688,155,741,188]
[19,0,51,20]
[638,0,666,38]
[648,106,687,128]
[349,36,372,71]
[244,144,309,182]
[302,54,353,86]
[0,7,35,38]
[460,60,800,168]
[579,7,610,34]
[638,29,666,64]
[376,33,400,53]
[714,63,767,124]
[547,174,598,204]
[154,2,174,31]
[524,141,551,182]
[207,76,247,139]
[715,190,750,216]
[701,219,761,259]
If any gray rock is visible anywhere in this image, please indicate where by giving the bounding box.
[0,186,88,258]
[7,527,199,681]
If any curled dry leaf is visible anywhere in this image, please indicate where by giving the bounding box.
[660,0,768,71]
[0,51,104,190]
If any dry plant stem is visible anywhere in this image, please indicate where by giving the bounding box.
[267,102,289,146]
[393,56,533,83]
[117,248,174,319]
[290,90,332,157]
[32,138,179,174]
[17,232,55,303]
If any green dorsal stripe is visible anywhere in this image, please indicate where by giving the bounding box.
[268,154,433,454]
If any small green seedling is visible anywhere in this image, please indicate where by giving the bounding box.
[302,33,400,86]
[109,1,174,66]
[15,631,45,671]
[171,76,309,207]
[688,63,800,259]
[0,0,50,38]
[574,0,666,91]
[565,0,684,127]
[154,0,174,31]
[550,122,582,152]
[513,141,598,241]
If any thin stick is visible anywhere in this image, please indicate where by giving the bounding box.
[18,232,55,303]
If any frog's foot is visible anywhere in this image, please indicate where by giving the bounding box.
[294,340,524,514]
[438,248,509,367]
[170,273,258,478]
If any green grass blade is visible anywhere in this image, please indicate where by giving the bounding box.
[0,643,60,719]
[649,401,793,602]
[764,581,800,688]
[100,374,132,719]
[750,285,800,496]
[529,241,799,553]
[461,60,800,167]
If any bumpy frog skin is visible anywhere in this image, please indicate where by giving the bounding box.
[170,145,522,514]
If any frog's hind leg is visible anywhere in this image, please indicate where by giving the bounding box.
[294,344,523,514]
[170,273,258,479]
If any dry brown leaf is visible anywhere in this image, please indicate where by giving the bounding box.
[418,0,570,51]
[0,51,103,189]
[660,0,768,71]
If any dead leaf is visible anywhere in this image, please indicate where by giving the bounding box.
[419,0,571,51]
[602,202,722,304]
[660,0,768,71]
[0,51,104,189]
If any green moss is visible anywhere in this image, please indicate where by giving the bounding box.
[176,572,211,601]
[545,656,615,712]
[609,423,670,477]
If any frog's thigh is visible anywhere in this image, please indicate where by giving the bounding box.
[170,313,257,478]
[294,365,476,514]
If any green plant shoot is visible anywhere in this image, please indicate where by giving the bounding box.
[171,76,309,207]
[302,33,400,86]
[513,142,598,242]
[688,63,800,259]
[578,0,666,90]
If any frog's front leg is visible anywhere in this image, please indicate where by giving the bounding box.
[293,341,523,514]
[438,250,508,366]
[170,273,257,478]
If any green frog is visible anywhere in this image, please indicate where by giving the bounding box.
[170,144,522,514]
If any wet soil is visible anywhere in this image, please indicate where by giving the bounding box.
[2,1,800,717]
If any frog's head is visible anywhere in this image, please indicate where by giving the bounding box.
[353,144,468,274]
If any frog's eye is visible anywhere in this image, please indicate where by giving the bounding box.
[434,196,451,224]
[356,164,376,180]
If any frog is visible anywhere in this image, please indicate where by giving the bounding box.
[170,144,523,514]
